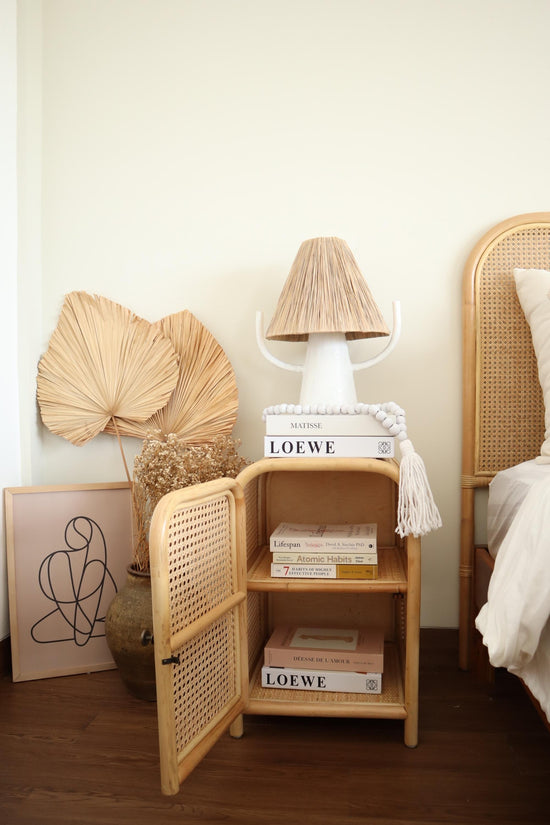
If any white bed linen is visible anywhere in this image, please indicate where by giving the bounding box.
[487,459,550,557]
[476,471,550,722]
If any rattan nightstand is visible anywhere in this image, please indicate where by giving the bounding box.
[150,457,420,795]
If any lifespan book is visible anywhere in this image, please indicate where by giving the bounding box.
[270,522,377,552]
[264,626,384,673]
[264,435,395,458]
[261,665,382,694]
[270,563,378,579]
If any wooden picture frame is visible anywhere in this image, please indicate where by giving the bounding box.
[4,482,133,682]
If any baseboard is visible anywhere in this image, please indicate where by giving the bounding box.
[0,636,11,677]
[419,627,458,645]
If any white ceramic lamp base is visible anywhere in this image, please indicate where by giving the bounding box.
[256,300,402,407]
[300,332,357,407]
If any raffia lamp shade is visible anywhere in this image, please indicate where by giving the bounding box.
[265,237,390,342]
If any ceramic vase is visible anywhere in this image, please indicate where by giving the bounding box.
[105,564,156,701]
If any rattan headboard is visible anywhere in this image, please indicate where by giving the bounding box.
[459,212,550,669]
[462,213,549,484]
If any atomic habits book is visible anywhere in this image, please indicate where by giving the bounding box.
[270,550,378,565]
[263,626,385,673]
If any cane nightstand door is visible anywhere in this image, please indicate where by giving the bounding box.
[149,478,248,796]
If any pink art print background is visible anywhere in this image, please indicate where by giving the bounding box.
[6,483,133,681]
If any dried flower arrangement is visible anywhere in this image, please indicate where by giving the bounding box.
[131,431,249,572]
[36,292,247,573]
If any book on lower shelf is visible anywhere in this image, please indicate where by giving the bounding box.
[261,665,382,694]
[264,435,395,458]
[264,625,384,673]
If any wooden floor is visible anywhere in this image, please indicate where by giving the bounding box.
[1,629,549,825]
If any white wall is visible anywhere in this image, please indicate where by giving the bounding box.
[1,0,21,641]
[9,0,550,635]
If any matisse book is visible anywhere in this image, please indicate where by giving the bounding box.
[264,413,396,437]
[264,626,384,673]
[270,522,377,552]
[261,665,382,694]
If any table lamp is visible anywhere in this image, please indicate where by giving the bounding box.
[256,236,441,538]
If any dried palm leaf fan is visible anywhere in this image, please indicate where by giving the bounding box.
[104,310,238,443]
[36,292,180,467]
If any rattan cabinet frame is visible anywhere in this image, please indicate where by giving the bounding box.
[150,457,421,795]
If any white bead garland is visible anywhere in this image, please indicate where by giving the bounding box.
[262,401,408,440]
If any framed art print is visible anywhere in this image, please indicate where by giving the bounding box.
[4,482,133,682]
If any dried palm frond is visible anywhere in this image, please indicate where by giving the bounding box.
[37,292,180,447]
[105,310,238,443]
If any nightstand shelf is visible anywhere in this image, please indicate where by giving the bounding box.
[247,641,406,717]
[247,545,408,592]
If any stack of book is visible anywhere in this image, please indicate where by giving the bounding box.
[261,625,384,695]
[269,521,378,579]
[264,410,396,458]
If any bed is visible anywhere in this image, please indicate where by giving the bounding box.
[459,212,550,725]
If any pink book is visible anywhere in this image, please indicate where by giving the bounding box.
[264,625,384,673]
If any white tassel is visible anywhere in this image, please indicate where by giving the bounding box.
[397,438,442,537]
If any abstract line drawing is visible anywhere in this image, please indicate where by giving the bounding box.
[31,516,118,647]
[5,482,132,682]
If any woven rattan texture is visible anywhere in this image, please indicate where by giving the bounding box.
[167,497,234,632]
[246,591,267,672]
[172,614,236,753]
[242,477,259,563]
[167,496,238,753]
[476,226,548,475]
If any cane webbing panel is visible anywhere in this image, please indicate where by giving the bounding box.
[246,590,267,672]
[171,614,236,754]
[166,495,239,755]
[242,475,260,564]
[167,497,234,632]
[475,223,548,476]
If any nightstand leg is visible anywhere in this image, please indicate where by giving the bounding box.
[229,714,244,738]
[404,710,418,748]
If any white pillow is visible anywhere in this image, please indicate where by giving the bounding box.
[514,268,550,463]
